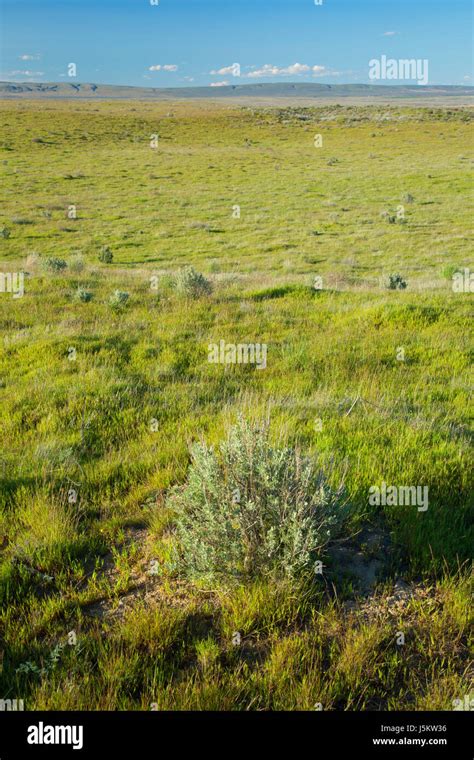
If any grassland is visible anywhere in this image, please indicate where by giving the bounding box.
[0,100,472,710]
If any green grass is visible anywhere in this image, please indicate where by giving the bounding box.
[0,100,472,710]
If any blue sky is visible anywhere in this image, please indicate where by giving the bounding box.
[1,0,472,87]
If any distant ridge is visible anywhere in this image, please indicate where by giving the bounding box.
[1,81,473,101]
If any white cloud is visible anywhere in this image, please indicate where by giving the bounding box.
[312,66,341,78]
[19,53,40,61]
[148,64,178,72]
[246,63,311,78]
[244,63,338,79]
[210,65,236,76]
[463,75,472,81]
[383,31,397,36]
[210,81,229,87]
[9,70,44,76]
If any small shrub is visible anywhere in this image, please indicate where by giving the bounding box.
[74,287,93,303]
[327,157,339,166]
[98,246,113,264]
[386,274,407,290]
[174,266,212,299]
[380,211,398,224]
[108,290,129,308]
[402,193,415,204]
[42,257,67,273]
[0,227,11,239]
[169,417,348,584]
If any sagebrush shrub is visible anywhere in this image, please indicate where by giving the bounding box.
[42,257,67,272]
[386,273,407,290]
[169,418,348,583]
[74,287,92,302]
[174,266,212,298]
[98,246,113,264]
[108,289,129,308]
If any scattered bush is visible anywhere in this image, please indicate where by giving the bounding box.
[108,290,129,308]
[402,193,415,204]
[98,246,113,264]
[42,257,67,273]
[327,157,339,166]
[170,417,348,583]
[0,227,11,239]
[380,211,397,224]
[386,274,407,290]
[74,287,93,303]
[174,266,212,299]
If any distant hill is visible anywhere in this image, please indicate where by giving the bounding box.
[0,81,473,102]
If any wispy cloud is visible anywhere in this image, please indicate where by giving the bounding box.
[246,63,310,78]
[210,80,229,87]
[7,69,44,77]
[312,66,341,78]
[19,53,41,61]
[244,63,336,79]
[210,65,237,76]
[148,64,178,72]
[383,31,398,37]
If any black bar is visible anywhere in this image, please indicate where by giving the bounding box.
[0,711,470,758]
